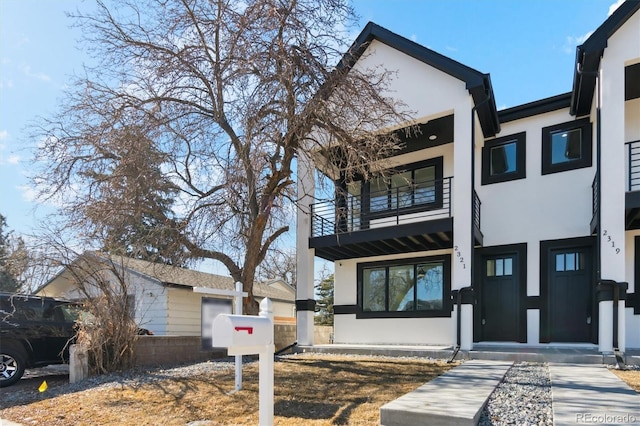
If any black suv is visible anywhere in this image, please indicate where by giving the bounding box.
[0,293,79,387]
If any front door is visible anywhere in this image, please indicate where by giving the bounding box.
[480,253,520,341]
[547,247,593,342]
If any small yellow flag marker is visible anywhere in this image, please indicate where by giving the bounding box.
[38,380,48,392]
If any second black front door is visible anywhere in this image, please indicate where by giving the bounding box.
[547,247,593,342]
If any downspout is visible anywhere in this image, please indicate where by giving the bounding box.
[449,87,493,362]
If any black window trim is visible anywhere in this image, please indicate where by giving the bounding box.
[542,118,592,175]
[356,254,452,319]
[482,132,526,185]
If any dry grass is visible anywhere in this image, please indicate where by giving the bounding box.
[1,354,454,425]
[612,368,640,393]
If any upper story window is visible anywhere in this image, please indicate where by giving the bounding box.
[542,118,592,175]
[349,157,444,216]
[358,255,451,318]
[482,132,526,185]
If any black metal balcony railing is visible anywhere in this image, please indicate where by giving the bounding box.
[310,177,453,238]
[473,189,481,234]
[627,141,640,192]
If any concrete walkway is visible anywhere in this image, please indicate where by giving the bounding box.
[380,361,640,426]
[550,364,640,426]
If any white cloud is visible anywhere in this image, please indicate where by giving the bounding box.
[21,65,51,82]
[608,0,625,16]
[0,130,8,140]
[18,184,37,202]
[564,32,594,54]
[8,155,20,164]
[0,79,14,90]
[410,34,418,43]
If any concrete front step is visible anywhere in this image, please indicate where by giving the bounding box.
[379,360,512,426]
[299,344,640,365]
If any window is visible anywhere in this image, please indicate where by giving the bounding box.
[555,252,584,272]
[365,157,443,214]
[358,255,451,318]
[482,132,526,185]
[542,118,592,175]
[486,257,513,277]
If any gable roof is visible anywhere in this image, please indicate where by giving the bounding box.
[40,252,295,303]
[571,0,640,116]
[341,22,500,137]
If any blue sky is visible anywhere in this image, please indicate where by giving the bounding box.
[0,0,624,238]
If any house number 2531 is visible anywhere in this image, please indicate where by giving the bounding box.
[453,246,467,269]
[602,230,621,254]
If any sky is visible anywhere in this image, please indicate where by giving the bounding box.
[0,0,625,239]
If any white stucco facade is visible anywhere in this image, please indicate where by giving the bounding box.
[297,4,640,352]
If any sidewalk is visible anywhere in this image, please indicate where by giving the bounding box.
[550,364,640,426]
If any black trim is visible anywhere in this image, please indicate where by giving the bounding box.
[473,243,527,343]
[541,118,592,175]
[499,93,572,123]
[635,236,640,314]
[356,255,452,318]
[481,132,526,185]
[451,288,474,305]
[342,22,499,138]
[626,63,640,101]
[333,304,359,315]
[539,236,597,344]
[571,1,640,116]
[595,281,628,303]
[394,115,453,155]
[295,299,316,312]
[526,296,541,310]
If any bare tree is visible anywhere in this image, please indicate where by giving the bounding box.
[30,0,411,314]
[257,247,297,289]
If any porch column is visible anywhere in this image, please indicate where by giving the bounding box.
[452,105,475,350]
[296,148,316,346]
[598,62,626,352]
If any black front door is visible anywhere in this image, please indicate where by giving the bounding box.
[548,247,593,342]
[480,253,520,341]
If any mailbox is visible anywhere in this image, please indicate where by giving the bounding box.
[212,314,273,355]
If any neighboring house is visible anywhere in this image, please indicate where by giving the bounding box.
[296,2,640,352]
[37,252,296,336]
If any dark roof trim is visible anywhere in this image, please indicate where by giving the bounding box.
[498,93,572,123]
[571,0,640,116]
[341,22,500,137]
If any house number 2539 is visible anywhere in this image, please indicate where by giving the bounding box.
[602,230,621,254]
[453,246,467,269]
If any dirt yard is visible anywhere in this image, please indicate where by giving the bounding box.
[0,354,454,425]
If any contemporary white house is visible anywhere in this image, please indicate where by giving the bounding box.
[296,1,640,353]
[37,253,296,336]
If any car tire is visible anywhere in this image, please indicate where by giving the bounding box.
[0,343,27,387]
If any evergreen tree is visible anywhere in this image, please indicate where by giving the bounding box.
[0,214,26,292]
[315,274,334,326]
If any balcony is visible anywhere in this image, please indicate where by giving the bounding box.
[309,177,482,261]
[626,140,640,229]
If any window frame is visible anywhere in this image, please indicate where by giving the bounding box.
[541,118,592,175]
[481,132,526,185]
[357,255,451,319]
[365,157,444,217]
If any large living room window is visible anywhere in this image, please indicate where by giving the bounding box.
[481,132,526,185]
[542,118,592,175]
[358,255,451,318]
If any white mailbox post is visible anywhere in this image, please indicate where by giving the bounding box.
[213,298,275,426]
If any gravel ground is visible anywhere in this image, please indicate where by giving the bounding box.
[478,362,553,426]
